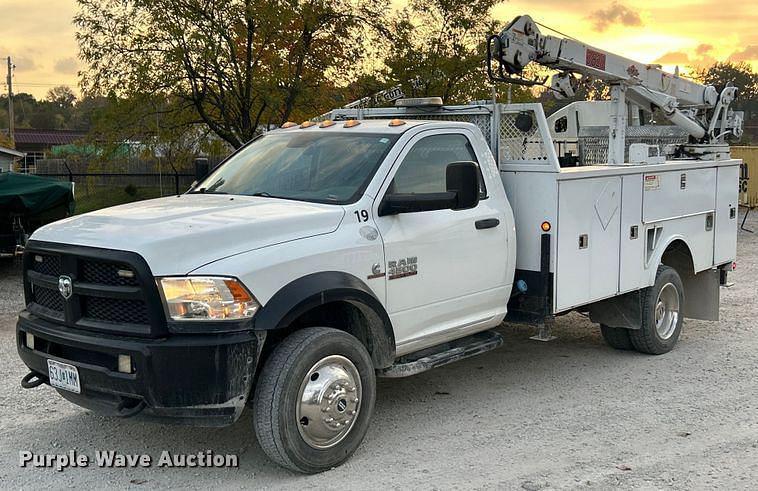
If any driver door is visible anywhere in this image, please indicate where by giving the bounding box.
[372,129,509,354]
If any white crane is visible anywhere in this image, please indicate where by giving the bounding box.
[487,15,743,163]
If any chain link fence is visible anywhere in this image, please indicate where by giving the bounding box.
[33,158,221,197]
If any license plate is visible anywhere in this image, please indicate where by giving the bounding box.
[47,359,81,394]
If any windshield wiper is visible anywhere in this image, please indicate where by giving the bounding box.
[251,192,290,199]
[190,188,227,195]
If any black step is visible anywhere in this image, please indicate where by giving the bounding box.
[378,330,503,378]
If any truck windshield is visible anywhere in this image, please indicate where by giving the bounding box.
[192,132,398,204]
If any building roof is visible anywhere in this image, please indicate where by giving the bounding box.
[10,129,86,146]
[0,145,24,158]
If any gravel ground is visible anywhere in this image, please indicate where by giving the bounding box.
[1,213,757,489]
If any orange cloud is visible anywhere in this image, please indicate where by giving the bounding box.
[587,2,642,32]
[730,45,758,62]
[654,43,717,69]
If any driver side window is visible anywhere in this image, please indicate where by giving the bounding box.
[389,134,486,197]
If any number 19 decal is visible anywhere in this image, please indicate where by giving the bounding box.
[354,210,369,222]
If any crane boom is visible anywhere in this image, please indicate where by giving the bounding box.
[487,15,743,162]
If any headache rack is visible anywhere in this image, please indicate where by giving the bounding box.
[325,101,690,168]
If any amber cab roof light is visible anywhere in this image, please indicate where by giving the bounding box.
[388,119,406,127]
[281,121,297,128]
[343,120,361,128]
[300,121,316,128]
[319,119,336,128]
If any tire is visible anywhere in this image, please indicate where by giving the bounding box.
[629,265,685,355]
[600,324,634,350]
[253,327,376,473]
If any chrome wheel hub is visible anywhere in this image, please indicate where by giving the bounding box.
[655,282,680,340]
[296,355,362,449]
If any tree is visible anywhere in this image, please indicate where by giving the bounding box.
[46,86,78,109]
[381,0,506,104]
[695,61,758,111]
[75,0,389,148]
[696,62,757,125]
[0,131,14,149]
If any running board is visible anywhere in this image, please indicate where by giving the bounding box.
[378,330,503,378]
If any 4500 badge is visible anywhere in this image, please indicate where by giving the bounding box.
[388,257,418,280]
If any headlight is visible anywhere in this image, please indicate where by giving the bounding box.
[159,277,260,321]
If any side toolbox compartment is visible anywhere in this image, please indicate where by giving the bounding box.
[642,167,716,273]
[555,176,621,312]
[713,164,740,265]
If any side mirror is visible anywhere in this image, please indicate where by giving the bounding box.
[378,161,480,216]
[446,161,480,210]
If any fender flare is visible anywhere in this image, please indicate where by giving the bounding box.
[253,271,396,366]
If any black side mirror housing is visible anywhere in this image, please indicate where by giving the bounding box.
[446,161,480,210]
[378,161,480,216]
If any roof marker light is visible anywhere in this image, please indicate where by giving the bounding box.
[281,121,297,128]
[319,119,336,128]
[343,120,361,128]
[388,119,406,127]
[300,121,316,128]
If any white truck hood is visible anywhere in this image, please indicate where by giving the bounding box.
[31,194,345,275]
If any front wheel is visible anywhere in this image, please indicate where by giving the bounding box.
[629,265,685,355]
[253,327,376,473]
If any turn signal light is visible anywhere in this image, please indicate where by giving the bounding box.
[319,119,336,128]
[281,121,297,128]
[388,119,406,127]
[541,221,551,232]
[343,120,361,128]
[300,121,316,128]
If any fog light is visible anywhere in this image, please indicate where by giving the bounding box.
[118,354,132,374]
[26,332,35,350]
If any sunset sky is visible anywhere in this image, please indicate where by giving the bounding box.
[2,0,757,99]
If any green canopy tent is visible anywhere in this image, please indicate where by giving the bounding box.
[0,172,75,253]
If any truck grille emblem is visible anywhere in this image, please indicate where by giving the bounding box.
[58,275,73,300]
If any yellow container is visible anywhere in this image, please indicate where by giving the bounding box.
[732,146,758,208]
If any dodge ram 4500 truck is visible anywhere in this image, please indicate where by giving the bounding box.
[15,15,743,475]
[16,111,739,472]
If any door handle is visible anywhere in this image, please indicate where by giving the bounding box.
[475,218,500,230]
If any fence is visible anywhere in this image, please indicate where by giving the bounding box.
[33,158,211,197]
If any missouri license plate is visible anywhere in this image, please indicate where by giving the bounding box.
[47,359,81,394]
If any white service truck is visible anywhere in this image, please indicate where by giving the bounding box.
[17,15,742,473]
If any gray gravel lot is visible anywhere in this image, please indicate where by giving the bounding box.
[1,214,757,489]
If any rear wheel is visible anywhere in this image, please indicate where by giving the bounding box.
[600,324,634,350]
[629,266,684,355]
[253,327,376,473]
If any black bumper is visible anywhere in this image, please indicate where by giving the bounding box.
[17,310,264,426]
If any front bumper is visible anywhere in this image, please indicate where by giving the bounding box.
[17,310,264,426]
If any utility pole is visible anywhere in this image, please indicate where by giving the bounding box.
[6,56,14,144]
